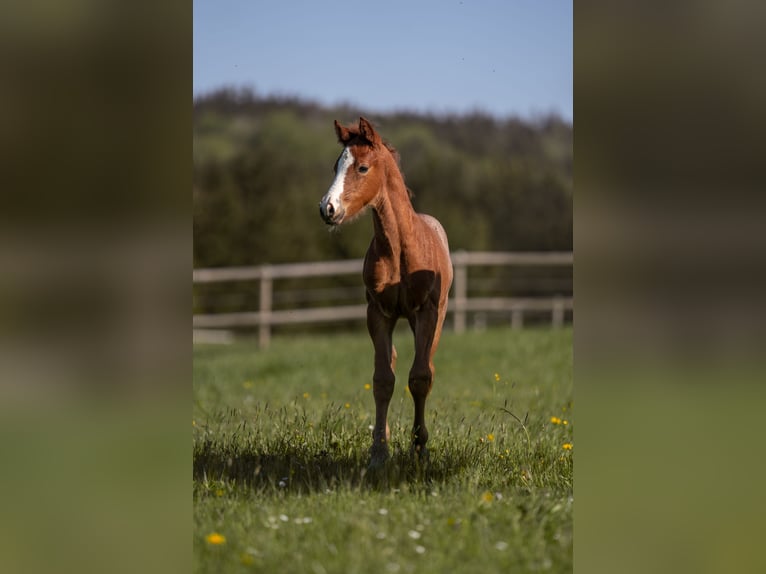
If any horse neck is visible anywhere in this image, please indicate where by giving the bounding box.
[371,155,418,265]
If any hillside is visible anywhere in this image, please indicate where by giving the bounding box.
[193,88,572,268]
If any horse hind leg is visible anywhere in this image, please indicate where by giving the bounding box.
[391,343,397,371]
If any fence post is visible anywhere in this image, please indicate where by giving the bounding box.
[552,295,564,329]
[259,265,273,348]
[511,308,524,330]
[453,251,467,333]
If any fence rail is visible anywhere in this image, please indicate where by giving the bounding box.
[193,251,573,346]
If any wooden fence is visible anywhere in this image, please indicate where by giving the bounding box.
[193,251,573,346]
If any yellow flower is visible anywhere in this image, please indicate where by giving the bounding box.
[562,443,573,450]
[481,491,494,503]
[192,420,196,426]
[205,532,226,545]
[494,373,500,382]
[562,420,569,425]
[486,433,495,442]
[215,489,224,497]
[550,416,561,424]
[242,381,254,389]
[303,392,310,399]
[520,469,531,482]
[344,402,350,409]
[364,383,371,390]
[241,553,254,565]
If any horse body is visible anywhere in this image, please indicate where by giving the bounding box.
[319,117,452,466]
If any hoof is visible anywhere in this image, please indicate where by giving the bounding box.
[410,443,430,464]
[368,444,390,471]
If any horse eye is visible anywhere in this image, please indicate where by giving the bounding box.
[358,165,369,174]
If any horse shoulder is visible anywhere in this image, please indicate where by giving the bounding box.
[363,240,401,312]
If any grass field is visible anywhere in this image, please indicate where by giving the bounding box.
[193,326,573,573]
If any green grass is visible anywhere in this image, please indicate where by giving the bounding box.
[194,326,572,573]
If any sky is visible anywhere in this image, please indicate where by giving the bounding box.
[193,0,572,121]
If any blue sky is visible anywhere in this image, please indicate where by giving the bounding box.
[194,0,572,121]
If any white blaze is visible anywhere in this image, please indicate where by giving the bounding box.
[322,147,355,214]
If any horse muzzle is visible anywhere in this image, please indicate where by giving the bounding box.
[319,198,344,226]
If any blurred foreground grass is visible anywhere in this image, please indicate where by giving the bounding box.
[0,402,190,574]
[576,368,766,574]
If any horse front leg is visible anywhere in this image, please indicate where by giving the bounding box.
[408,303,441,461]
[367,304,397,468]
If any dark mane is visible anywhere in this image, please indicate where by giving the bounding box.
[383,142,414,198]
[383,141,400,165]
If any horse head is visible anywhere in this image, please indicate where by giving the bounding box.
[319,117,388,226]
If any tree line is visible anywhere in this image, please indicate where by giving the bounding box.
[193,87,572,269]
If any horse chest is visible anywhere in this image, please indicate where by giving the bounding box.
[364,267,431,318]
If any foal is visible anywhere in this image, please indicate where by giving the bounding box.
[319,117,453,466]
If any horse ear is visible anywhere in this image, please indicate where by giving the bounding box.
[358,116,381,146]
[334,120,351,144]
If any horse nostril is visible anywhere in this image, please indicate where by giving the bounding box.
[327,203,335,218]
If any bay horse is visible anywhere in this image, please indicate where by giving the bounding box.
[319,117,453,467]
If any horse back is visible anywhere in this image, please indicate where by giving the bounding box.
[417,213,453,284]
[418,214,450,262]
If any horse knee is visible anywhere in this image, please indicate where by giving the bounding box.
[373,370,395,401]
[408,368,433,397]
